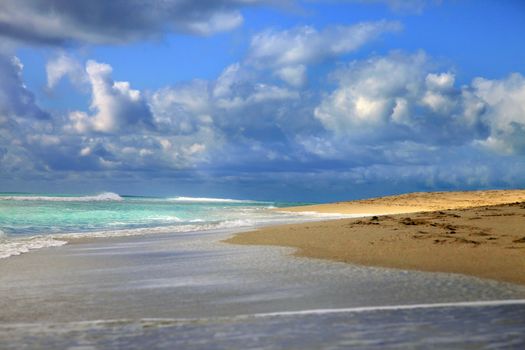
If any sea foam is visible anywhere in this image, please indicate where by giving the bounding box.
[0,220,255,259]
[51,219,259,240]
[0,236,67,259]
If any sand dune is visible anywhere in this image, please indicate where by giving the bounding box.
[227,190,525,285]
[281,189,525,215]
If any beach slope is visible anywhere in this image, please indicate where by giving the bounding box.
[226,190,525,285]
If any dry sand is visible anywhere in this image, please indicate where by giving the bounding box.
[226,190,525,285]
[281,189,525,215]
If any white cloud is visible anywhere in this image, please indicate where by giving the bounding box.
[425,72,455,90]
[0,55,48,120]
[150,80,212,134]
[249,21,401,67]
[46,54,85,89]
[276,65,306,87]
[67,60,153,133]
[216,83,299,109]
[3,49,525,193]
[213,63,244,99]
[211,63,299,109]
[151,63,301,139]
[183,11,244,35]
[247,21,401,85]
[314,51,525,157]
[421,72,457,113]
[315,52,429,132]
[421,90,455,114]
[0,54,50,175]
[471,73,525,154]
[348,0,437,14]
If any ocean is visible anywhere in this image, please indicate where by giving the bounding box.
[1,192,525,349]
[0,192,340,259]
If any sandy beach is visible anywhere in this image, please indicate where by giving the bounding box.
[226,190,525,285]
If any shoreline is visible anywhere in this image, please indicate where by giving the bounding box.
[7,221,524,325]
[226,190,525,285]
[3,189,525,286]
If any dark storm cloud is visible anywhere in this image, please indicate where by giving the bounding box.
[0,55,49,120]
[0,0,281,45]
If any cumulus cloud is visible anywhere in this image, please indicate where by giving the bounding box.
[0,53,52,177]
[215,81,299,109]
[19,54,302,176]
[316,52,425,130]
[0,0,278,45]
[471,73,525,154]
[249,21,401,67]
[346,0,438,14]
[209,63,300,109]
[71,132,214,171]
[3,46,525,197]
[144,60,320,172]
[47,51,525,189]
[247,21,401,85]
[151,80,213,135]
[314,51,525,160]
[66,60,153,133]
[152,62,302,138]
[46,53,86,89]
[275,65,306,87]
[0,55,49,120]
[314,52,481,144]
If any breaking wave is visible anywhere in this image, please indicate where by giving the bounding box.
[167,196,260,204]
[0,219,259,259]
[0,192,123,202]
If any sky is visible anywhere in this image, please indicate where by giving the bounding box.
[0,0,525,202]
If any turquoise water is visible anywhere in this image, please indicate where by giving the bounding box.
[0,192,273,236]
[0,192,328,258]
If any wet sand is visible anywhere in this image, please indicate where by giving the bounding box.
[5,228,524,325]
[227,190,525,285]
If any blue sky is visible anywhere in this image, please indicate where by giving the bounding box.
[1,0,525,202]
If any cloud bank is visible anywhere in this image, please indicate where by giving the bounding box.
[6,50,523,193]
[0,7,524,199]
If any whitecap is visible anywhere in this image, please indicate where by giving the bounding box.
[0,192,123,202]
[167,196,261,204]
